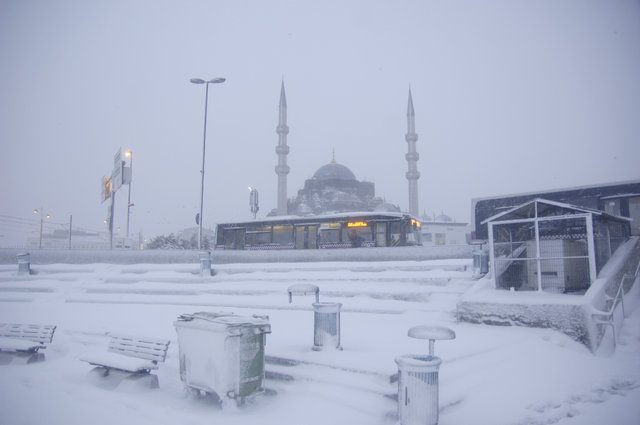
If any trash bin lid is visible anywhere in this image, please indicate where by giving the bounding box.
[408,326,455,341]
[175,311,271,334]
[312,302,342,313]
[394,354,442,372]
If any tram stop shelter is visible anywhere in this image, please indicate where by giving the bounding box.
[483,198,631,294]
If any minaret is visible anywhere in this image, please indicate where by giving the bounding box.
[405,89,420,216]
[275,80,290,215]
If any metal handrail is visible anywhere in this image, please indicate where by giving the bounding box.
[593,256,640,349]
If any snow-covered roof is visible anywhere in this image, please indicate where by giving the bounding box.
[422,221,469,227]
[481,198,631,224]
[471,179,640,203]
[600,193,640,200]
[219,211,414,227]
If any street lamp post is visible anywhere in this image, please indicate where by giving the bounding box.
[125,149,133,238]
[33,207,51,249]
[190,77,226,250]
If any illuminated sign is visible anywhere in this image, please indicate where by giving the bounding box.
[347,221,368,228]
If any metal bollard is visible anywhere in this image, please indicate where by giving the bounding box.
[312,302,342,351]
[199,251,211,276]
[472,248,489,277]
[17,252,31,276]
[479,249,489,275]
[396,326,455,425]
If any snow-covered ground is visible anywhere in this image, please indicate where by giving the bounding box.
[0,260,638,425]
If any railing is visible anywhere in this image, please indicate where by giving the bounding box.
[592,258,640,348]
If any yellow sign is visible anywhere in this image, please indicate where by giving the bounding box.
[411,219,422,228]
[347,221,368,228]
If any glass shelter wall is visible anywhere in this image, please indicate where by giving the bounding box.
[492,217,591,293]
[489,200,631,295]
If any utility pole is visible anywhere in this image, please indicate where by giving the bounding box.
[125,150,133,238]
[109,193,116,250]
[33,207,50,249]
[68,215,73,250]
[39,206,44,249]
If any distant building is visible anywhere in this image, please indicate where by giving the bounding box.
[26,229,136,249]
[420,212,469,246]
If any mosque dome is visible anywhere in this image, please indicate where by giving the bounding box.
[312,161,357,181]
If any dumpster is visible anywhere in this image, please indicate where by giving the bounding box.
[174,312,271,404]
[17,252,30,276]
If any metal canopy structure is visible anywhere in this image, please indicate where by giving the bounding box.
[484,198,631,294]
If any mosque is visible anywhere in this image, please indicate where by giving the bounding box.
[268,82,421,218]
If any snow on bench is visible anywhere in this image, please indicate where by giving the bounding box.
[0,323,56,353]
[0,323,56,363]
[80,333,170,374]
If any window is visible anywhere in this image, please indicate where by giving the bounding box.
[272,225,293,244]
[629,197,640,236]
[435,233,446,245]
[604,199,621,217]
[319,229,340,244]
[423,233,432,242]
[389,221,402,246]
[345,226,373,247]
[246,231,271,245]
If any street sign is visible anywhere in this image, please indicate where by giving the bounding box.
[112,148,124,191]
[122,166,132,185]
[101,176,112,203]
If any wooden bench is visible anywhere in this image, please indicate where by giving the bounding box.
[80,333,170,389]
[0,323,56,363]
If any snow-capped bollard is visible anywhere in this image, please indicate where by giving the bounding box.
[199,251,211,276]
[174,312,271,406]
[312,302,342,351]
[395,326,455,425]
[17,252,30,276]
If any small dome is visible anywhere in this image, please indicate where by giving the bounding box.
[435,213,453,222]
[313,161,356,181]
[375,202,401,213]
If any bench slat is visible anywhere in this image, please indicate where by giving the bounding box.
[106,334,170,363]
[0,324,56,345]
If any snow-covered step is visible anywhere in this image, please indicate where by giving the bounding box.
[264,355,395,397]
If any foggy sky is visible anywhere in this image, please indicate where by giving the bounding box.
[1,0,639,244]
